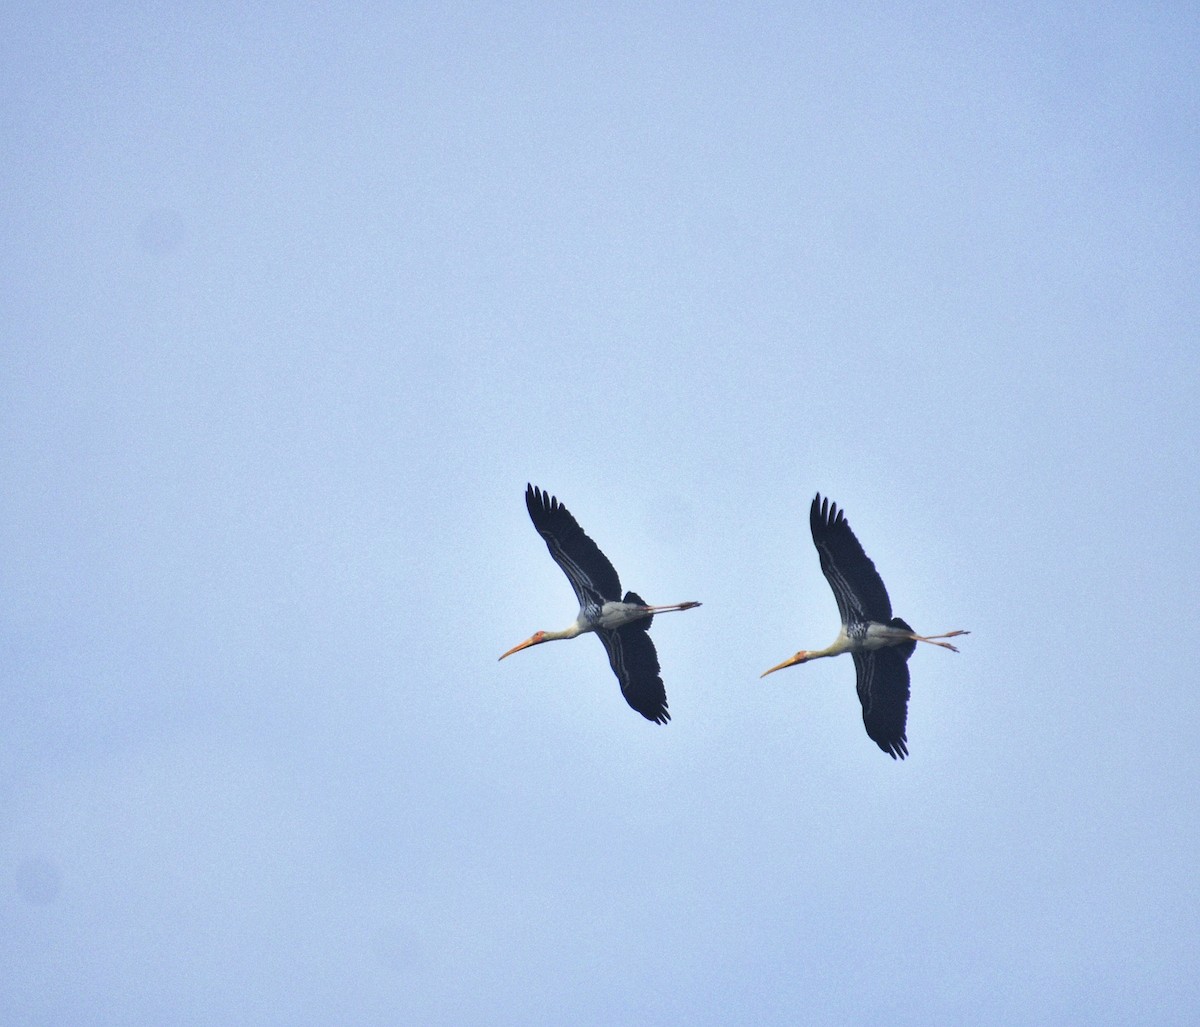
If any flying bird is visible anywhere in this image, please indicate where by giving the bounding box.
[500,484,701,724]
[761,494,968,758]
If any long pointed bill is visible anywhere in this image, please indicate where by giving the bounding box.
[499,635,543,661]
[760,653,807,678]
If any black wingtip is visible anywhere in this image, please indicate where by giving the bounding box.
[525,484,559,522]
[872,734,908,759]
[811,493,847,533]
[645,705,671,725]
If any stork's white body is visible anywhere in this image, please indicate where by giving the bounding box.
[818,621,925,660]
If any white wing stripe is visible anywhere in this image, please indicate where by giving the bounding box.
[544,536,605,607]
[820,547,867,622]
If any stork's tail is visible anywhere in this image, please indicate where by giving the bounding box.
[890,617,918,660]
[625,591,653,630]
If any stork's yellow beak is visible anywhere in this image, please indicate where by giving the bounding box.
[499,632,545,661]
[760,652,810,678]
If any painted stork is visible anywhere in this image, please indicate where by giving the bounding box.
[761,494,968,758]
[500,484,700,724]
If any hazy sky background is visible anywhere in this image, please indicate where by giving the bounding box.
[4,2,1198,1023]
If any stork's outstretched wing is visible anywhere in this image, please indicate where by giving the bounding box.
[810,494,893,625]
[852,645,913,760]
[597,624,670,725]
[525,484,621,608]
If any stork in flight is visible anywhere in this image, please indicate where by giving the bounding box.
[500,484,701,724]
[761,494,968,758]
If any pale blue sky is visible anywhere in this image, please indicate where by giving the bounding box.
[3,3,1198,1023]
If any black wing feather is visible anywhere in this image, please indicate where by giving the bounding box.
[597,625,670,725]
[525,484,622,606]
[810,494,893,625]
[852,644,913,759]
